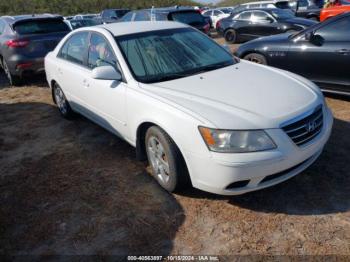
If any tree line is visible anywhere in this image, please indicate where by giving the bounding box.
[0,0,201,16]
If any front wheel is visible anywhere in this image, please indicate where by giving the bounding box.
[53,83,74,119]
[145,126,189,192]
[243,53,267,65]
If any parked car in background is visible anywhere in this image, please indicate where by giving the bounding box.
[320,2,350,21]
[0,14,70,85]
[45,21,332,195]
[217,8,316,43]
[64,18,102,30]
[234,0,322,20]
[236,12,350,95]
[100,9,130,23]
[202,8,232,28]
[73,14,98,20]
[119,8,210,35]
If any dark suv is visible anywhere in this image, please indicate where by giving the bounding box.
[119,7,210,35]
[0,14,70,85]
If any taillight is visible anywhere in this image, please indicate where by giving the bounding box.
[216,20,222,29]
[6,39,30,48]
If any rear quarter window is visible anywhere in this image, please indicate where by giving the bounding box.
[14,19,69,35]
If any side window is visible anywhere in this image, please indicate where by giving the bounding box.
[316,17,350,41]
[298,0,309,8]
[213,10,221,16]
[88,33,117,69]
[134,11,150,21]
[203,11,211,16]
[121,12,134,22]
[58,32,89,65]
[238,12,252,20]
[252,11,270,22]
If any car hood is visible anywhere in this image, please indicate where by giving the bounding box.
[139,61,321,129]
[284,17,317,27]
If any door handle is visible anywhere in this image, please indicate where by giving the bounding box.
[335,49,350,55]
[82,79,90,88]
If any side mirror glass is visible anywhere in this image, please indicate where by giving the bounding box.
[309,34,324,46]
[92,65,122,81]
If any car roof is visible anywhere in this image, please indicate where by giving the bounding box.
[1,14,63,24]
[241,0,289,5]
[98,21,188,36]
[235,7,282,13]
[140,7,197,13]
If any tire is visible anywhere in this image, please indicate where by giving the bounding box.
[53,82,74,119]
[224,29,237,44]
[145,126,189,192]
[2,59,22,86]
[243,53,267,65]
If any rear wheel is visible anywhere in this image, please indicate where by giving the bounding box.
[145,126,189,192]
[243,53,267,65]
[224,29,237,44]
[53,83,74,119]
[2,59,22,86]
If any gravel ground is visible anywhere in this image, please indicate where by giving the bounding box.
[0,39,349,256]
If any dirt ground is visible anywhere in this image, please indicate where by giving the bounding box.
[0,38,350,257]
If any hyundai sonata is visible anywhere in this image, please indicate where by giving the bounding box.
[45,21,333,195]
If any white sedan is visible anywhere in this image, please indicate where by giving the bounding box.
[45,21,333,195]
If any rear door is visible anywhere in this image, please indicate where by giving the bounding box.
[233,11,253,40]
[250,11,280,37]
[55,31,90,112]
[286,15,350,86]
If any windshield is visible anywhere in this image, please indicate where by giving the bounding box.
[271,9,295,19]
[14,19,70,35]
[116,28,235,83]
[169,11,205,25]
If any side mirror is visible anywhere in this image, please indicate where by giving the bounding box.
[92,65,122,81]
[309,34,324,46]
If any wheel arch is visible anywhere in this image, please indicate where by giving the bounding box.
[135,121,192,186]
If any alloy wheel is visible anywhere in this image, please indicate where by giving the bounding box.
[147,136,170,185]
[54,86,68,115]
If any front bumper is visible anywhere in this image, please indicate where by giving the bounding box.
[184,106,333,195]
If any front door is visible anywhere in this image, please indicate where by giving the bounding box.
[286,15,350,87]
[80,32,127,137]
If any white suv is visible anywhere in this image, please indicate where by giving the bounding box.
[45,21,333,195]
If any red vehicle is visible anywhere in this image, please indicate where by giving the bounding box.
[320,1,350,21]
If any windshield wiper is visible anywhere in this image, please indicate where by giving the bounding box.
[147,72,191,83]
[194,61,233,75]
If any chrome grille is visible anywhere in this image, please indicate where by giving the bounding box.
[282,105,323,146]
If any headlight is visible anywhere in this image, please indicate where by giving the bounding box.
[199,127,277,153]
